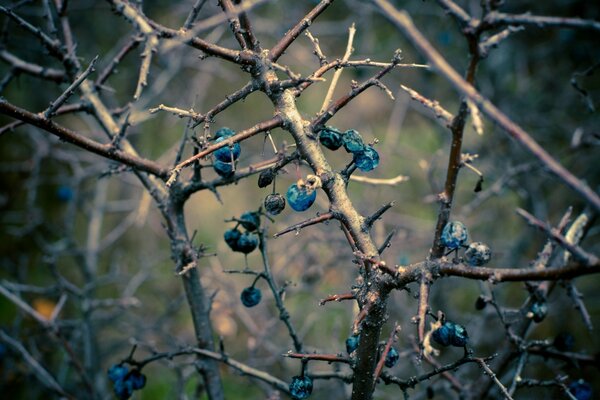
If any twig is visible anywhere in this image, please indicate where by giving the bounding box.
[273,212,334,238]
[484,11,600,32]
[284,352,350,364]
[319,23,356,112]
[319,292,355,306]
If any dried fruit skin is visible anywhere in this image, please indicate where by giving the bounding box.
[354,146,380,172]
[440,221,469,249]
[286,184,317,212]
[264,193,286,215]
[464,242,492,266]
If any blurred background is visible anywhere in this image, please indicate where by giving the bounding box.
[0,0,599,398]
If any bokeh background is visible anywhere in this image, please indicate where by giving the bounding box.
[1,0,599,398]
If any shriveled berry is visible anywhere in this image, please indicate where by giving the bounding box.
[240,287,262,307]
[345,335,360,354]
[342,129,365,153]
[568,379,592,400]
[113,378,134,400]
[286,184,317,212]
[258,169,275,188]
[529,301,547,323]
[213,160,235,178]
[432,321,468,347]
[236,232,258,254]
[449,323,468,346]
[108,364,129,383]
[384,347,399,368]
[354,146,380,172]
[213,127,235,140]
[475,295,487,310]
[264,193,286,215]
[214,137,241,162]
[440,221,469,249]
[318,126,343,150]
[464,242,491,266]
[553,332,575,352]
[56,186,74,202]
[289,375,313,399]
[224,229,242,250]
[239,211,260,231]
[128,369,146,390]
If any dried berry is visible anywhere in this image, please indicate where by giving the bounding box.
[239,211,260,231]
[384,347,399,368]
[213,137,241,162]
[440,221,469,249]
[353,146,380,172]
[464,242,492,266]
[108,365,129,383]
[286,183,317,212]
[529,301,547,323]
[240,287,262,307]
[213,160,235,178]
[568,379,592,400]
[258,169,275,188]
[345,335,360,354]
[289,375,313,399]
[342,129,365,153]
[128,369,146,390]
[475,295,487,310]
[432,321,469,347]
[236,232,258,254]
[224,229,242,250]
[264,193,286,215]
[318,126,343,150]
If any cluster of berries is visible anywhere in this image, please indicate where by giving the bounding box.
[318,126,380,172]
[258,171,321,214]
[107,364,146,400]
[211,127,242,178]
[431,320,469,347]
[223,211,260,254]
[440,221,492,266]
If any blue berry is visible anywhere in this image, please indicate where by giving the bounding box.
[236,232,258,254]
[440,221,469,249]
[240,286,262,307]
[432,321,468,347]
[345,335,360,354]
[128,369,146,390]
[214,137,241,162]
[264,193,286,215]
[464,242,491,266]
[224,229,242,250]
[342,129,365,153]
[353,146,380,172]
[569,379,592,400]
[553,332,575,352]
[318,126,343,150]
[113,377,134,400]
[108,364,129,383]
[384,347,399,368]
[239,211,260,231]
[56,186,74,202]
[289,375,313,399]
[213,127,235,140]
[213,160,235,178]
[286,184,317,212]
[529,301,547,323]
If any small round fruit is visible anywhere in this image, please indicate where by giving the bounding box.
[318,126,343,150]
[113,378,134,400]
[384,347,399,368]
[345,335,360,354]
[342,129,365,153]
[264,193,286,215]
[529,301,547,323]
[440,221,469,249]
[286,184,317,212]
[236,232,258,254]
[553,332,575,352]
[568,379,592,400]
[432,321,468,347]
[224,229,242,250]
[464,242,491,266]
[214,137,241,162]
[258,169,275,188]
[239,211,260,231]
[108,364,129,383]
[354,146,380,172]
[240,287,262,307]
[475,295,487,310]
[56,186,74,202]
[128,369,146,390]
[213,160,235,178]
[214,127,235,140]
[289,375,313,400]
[449,322,469,346]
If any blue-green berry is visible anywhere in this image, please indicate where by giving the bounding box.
[236,232,258,254]
[214,137,241,162]
[440,221,469,249]
[264,193,286,215]
[240,287,262,307]
[224,229,242,250]
[113,378,134,400]
[529,301,547,323]
[128,370,146,390]
[286,184,317,212]
[384,347,399,368]
[353,146,380,172]
[432,321,468,347]
[289,375,313,399]
[213,160,235,177]
[345,335,360,354]
[56,186,74,202]
[464,242,491,266]
[239,211,260,231]
[342,129,365,153]
[569,379,592,400]
[108,364,129,383]
[318,126,343,150]
[214,127,235,140]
